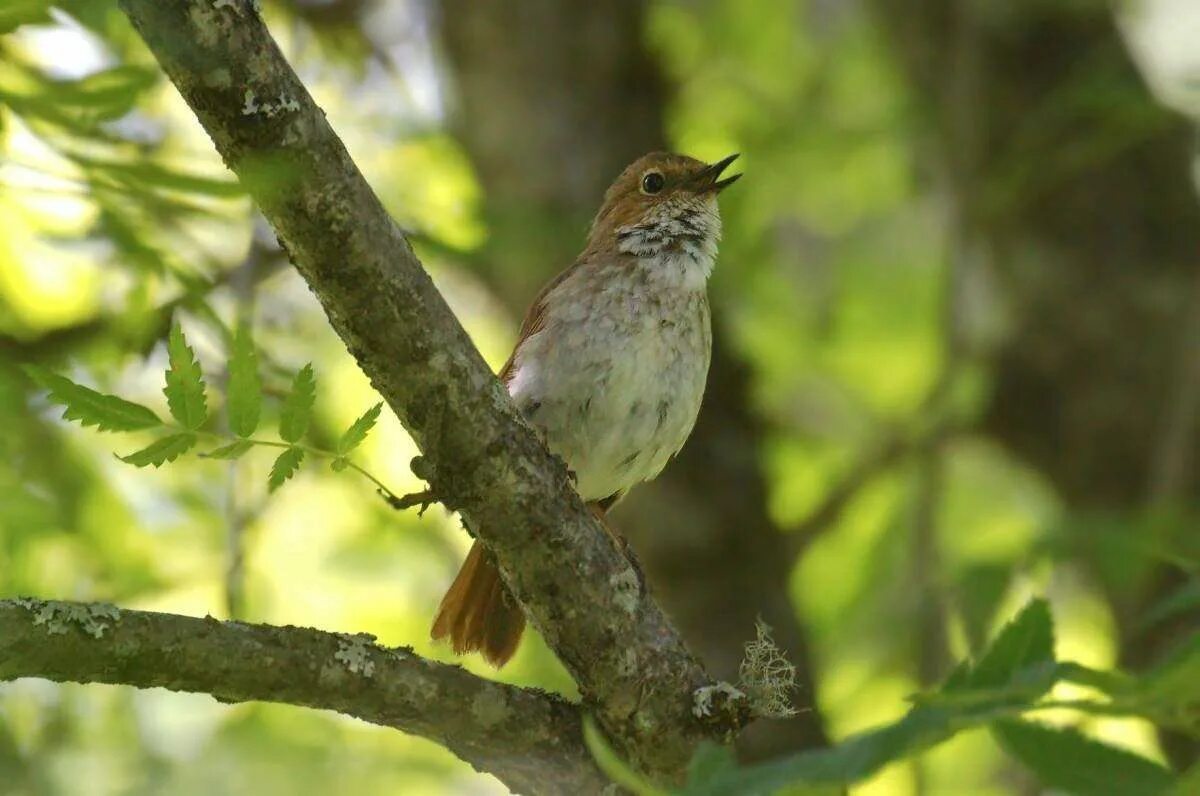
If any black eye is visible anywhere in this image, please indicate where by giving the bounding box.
[641,171,665,194]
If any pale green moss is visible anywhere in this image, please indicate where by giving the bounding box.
[738,620,797,719]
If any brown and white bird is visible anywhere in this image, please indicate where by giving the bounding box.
[431,152,740,666]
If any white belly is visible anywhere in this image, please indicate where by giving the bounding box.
[507,261,712,502]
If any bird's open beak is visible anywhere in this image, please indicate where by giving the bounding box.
[694,153,742,193]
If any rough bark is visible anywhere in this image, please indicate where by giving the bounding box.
[113,0,745,782]
[438,0,828,757]
[0,598,605,795]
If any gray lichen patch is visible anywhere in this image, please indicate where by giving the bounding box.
[334,633,377,677]
[738,619,798,719]
[692,681,745,719]
[471,687,510,729]
[241,89,301,118]
[16,598,121,639]
[608,568,640,615]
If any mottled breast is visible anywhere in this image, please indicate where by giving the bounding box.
[506,252,713,503]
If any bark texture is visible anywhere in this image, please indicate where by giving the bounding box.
[439,0,828,759]
[112,0,744,782]
[0,599,605,795]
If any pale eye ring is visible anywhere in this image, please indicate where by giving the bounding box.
[641,171,665,194]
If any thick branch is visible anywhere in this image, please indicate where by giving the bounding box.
[0,598,606,795]
[115,0,741,781]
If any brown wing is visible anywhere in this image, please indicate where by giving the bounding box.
[498,260,583,384]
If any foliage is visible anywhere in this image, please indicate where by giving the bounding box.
[2,0,1199,794]
[25,325,395,501]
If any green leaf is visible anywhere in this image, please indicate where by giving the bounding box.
[993,720,1174,796]
[53,65,158,120]
[582,717,667,796]
[226,322,262,437]
[268,447,304,492]
[1171,762,1200,796]
[953,598,1054,692]
[25,366,163,432]
[164,324,208,430]
[201,440,254,460]
[686,743,739,787]
[279,364,316,443]
[119,433,197,468]
[330,457,349,472]
[679,707,962,796]
[337,403,382,455]
[0,0,53,34]
[682,601,1062,796]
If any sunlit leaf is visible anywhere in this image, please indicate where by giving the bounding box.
[681,601,1061,795]
[0,0,53,34]
[336,403,382,455]
[947,598,1054,693]
[279,364,315,443]
[119,433,197,468]
[268,446,304,492]
[164,324,207,430]
[993,720,1174,796]
[25,366,162,432]
[227,322,262,437]
[53,65,158,120]
[201,440,254,460]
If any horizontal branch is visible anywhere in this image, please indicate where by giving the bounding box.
[0,598,609,795]
[117,0,744,782]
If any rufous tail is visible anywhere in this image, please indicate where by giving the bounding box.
[431,541,525,667]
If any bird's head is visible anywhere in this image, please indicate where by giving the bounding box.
[587,152,740,258]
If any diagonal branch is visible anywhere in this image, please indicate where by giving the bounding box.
[114,0,745,782]
[0,598,608,796]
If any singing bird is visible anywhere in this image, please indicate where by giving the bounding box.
[431,152,741,666]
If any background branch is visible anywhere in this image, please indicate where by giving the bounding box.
[115,0,739,781]
[0,598,607,795]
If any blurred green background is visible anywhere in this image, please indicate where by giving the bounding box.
[2,0,1199,793]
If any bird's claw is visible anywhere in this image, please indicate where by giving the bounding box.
[381,488,438,517]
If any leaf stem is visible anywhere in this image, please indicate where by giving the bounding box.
[190,428,404,503]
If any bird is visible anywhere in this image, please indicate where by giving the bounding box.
[431,151,740,667]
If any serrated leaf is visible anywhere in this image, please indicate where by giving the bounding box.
[279,364,315,443]
[330,457,349,472]
[268,447,304,492]
[993,720,1173,796]
[164,324,207,430]
[226,322,262,437]
[25,366,162,432]
[337,403,382,455]
[202,440,254,460]
[953,598,1054,692]
[119,433,197,468]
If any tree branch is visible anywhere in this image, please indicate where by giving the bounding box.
[113,0,743,782]
[0,598,607,795]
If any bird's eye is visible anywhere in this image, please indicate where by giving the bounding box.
[641,171,665,194]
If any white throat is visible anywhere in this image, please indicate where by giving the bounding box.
[614,200,722,290]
